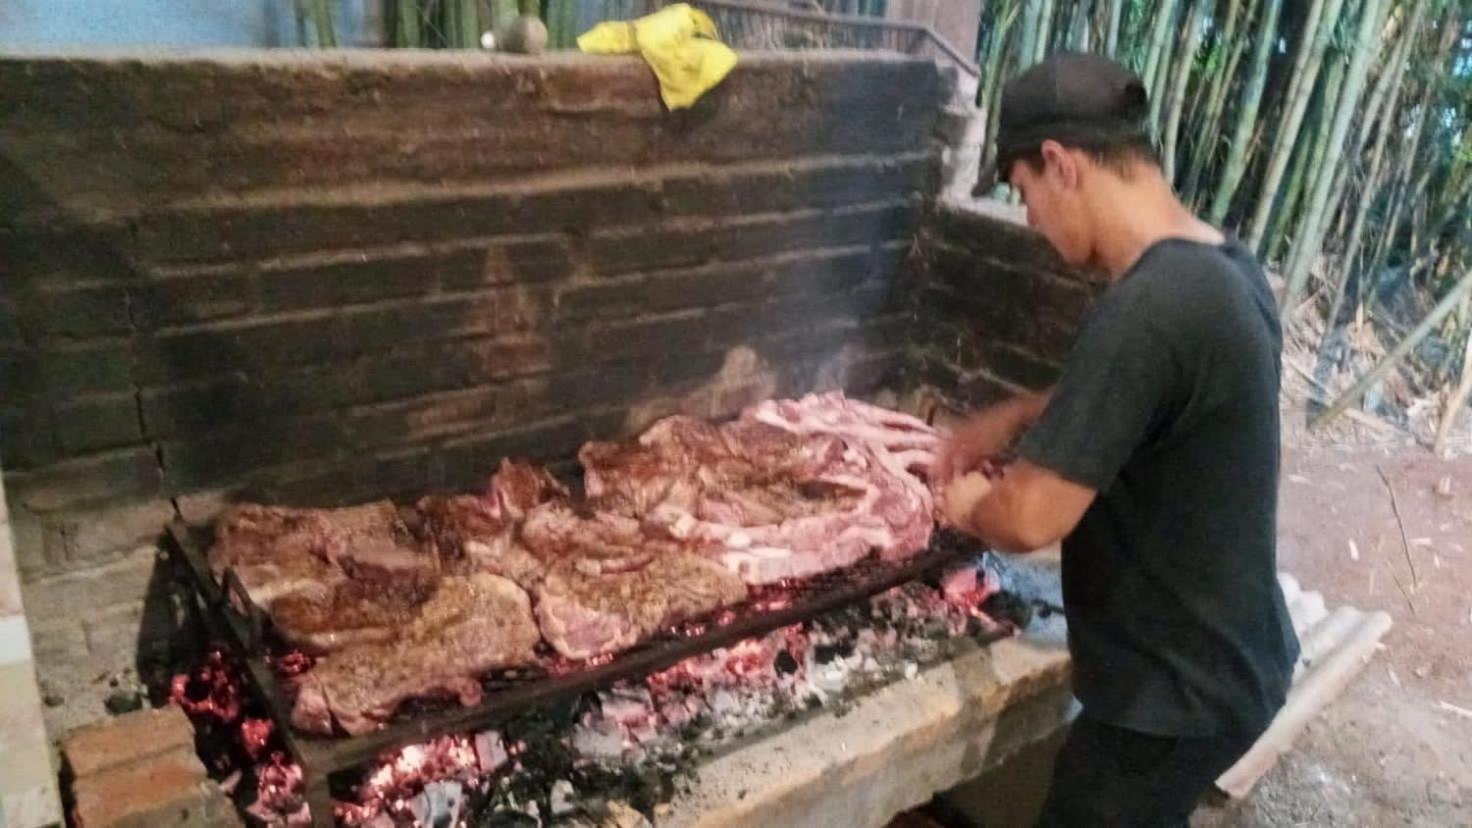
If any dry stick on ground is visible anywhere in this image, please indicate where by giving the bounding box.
[1312,268,1472,429]
[1375,532,1416,615]
[1434,333,1472,455]
[1377,465,1419,599]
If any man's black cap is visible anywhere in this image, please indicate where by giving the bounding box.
[975,53,1152,194]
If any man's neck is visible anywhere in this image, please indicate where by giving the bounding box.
[1089,173,1223,281]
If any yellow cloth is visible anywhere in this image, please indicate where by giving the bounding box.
[577,4,739,110]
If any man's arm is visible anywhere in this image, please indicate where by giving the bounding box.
[941,461,1095,552]
[932,389,1053,482]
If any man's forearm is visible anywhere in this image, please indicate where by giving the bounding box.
[995,389,1053,451]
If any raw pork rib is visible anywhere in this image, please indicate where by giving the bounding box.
[290,572,540,735]
[583,400,937,583]
[743,391,941,474]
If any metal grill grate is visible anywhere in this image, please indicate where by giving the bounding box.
[168,521,1003,825]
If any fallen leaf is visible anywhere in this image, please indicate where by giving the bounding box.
[1434,476,1453,498]
[1349,540,1361,561]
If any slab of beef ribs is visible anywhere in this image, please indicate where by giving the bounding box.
[290,572,540,735]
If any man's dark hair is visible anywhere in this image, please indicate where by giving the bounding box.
[1011,133,1162,179]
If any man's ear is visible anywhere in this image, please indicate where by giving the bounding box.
[1038,140,1078,189]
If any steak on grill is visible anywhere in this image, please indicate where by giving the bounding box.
[535,551,748,660]
[290,572,540,735]
[210,501,411,608]
[268,574,438,653]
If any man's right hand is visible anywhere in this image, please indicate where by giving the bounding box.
[931,391,1052,482]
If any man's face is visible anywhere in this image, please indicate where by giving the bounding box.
[1008,151,1093,267]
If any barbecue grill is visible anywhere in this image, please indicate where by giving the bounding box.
[167,521,1010,825]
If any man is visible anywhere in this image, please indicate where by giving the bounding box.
[935,53,1299,827]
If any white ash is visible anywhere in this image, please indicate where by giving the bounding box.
[409,780,464,828]
[550,779,577,816]
[572,571,1006,760]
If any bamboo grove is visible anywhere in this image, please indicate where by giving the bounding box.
[979,0,1472,375]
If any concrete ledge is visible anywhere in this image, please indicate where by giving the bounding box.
[668,615,1072,828]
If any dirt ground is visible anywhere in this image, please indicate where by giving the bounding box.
[1195,406,1472,827]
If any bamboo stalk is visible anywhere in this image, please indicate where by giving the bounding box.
[396,0,423,47]
[1017,0,1041,70]
[1313,268,1472,429]
[1035,0,1057,62]
[1282,0,1391,311]
[1244,0,1343,253]
[1184,0,1252,207]
[979,0,1022,181]
[1142,0,1174,112]
[1105,0,1123,57]
[1207,0,1283,225]
[1323,0,1427,334]
[311,0,337,47]
[1145,0,1180,132]
[1268,98,1324,264]
[1434,331,1472,454]
[1162,0,1209,184]
[1069,0,1091,50]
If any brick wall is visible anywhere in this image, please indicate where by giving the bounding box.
[904,202,1105,409]
[0,49,947,733]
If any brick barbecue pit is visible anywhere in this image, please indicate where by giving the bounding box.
[1,49,1096,828]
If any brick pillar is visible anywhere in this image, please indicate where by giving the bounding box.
[0,469,64,828]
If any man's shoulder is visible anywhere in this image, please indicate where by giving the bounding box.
[1108,239,1273,328]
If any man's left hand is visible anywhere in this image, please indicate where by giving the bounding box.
[941,471,994,533]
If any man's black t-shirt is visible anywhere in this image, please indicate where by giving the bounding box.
[1017,238,1299,738]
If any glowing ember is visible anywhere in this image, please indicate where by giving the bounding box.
[272,649,316,678]
[241,718,274,760]
[170,649,244,723]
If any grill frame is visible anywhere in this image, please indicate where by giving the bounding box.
[167,520,1005,826]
